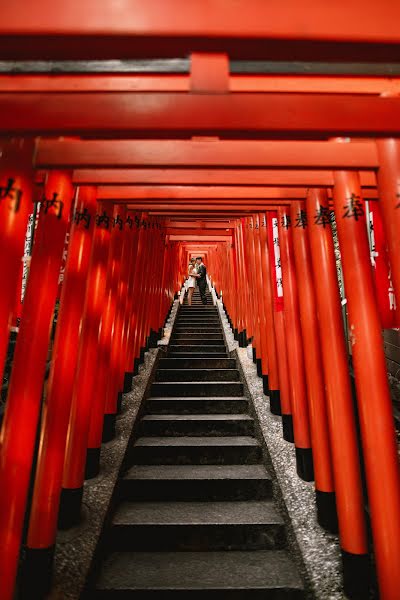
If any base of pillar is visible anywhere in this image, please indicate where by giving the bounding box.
[117,391,123,414]
[252,347,257,363]
[85,447,101,480]
[282,414,294,443]
[20,545,55,598]
[238,330,247,347]
[102,413,116,443]
[256,358,262,377]
[316,490,338,534]
[342,550,370,600]
[295,447,314,482]
[123,371,134,393]
[262,374,269,395]
[269,389,281,415]
[58,487,83,529]
[133,358,140,376]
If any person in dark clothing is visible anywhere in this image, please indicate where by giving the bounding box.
[195,257,208,305]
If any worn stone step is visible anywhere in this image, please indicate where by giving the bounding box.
[179,311,217,315]
[179,305,216,309]
[150,381,243,397]
[93,550,304,598]
[176,316,221,322]
[109,500,285,551]
[176,314,220,319]
[174,323,221,329]
[131,436,262,465]
[155,369,240,382]
[178,314,218,318]
[168,352,228,359]
[174,328,223,334]
[146,396,248,415]
[170,338,224,345]
[139,414,254,436]
[159,358,236,370]
[171,333,224,341]
[119,464,272,501]
[167,345,227,354]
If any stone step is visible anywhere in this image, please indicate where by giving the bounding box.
[181,305,214,308]
[168,352,228,359]
[167,345,227,354]
[176,314,220,318]
[155,369,240,382]
[171,333,224,341]
[109,500,285,551]
[150,381,244,397]
[179,305,215,309]
[159,358,236,370]
[93,550,304,598]
[169,338,224,345]
[119,464,272,501]
[139,414,254,436]
[174,328,223,334]
[179,310,217,314]
[177,311,218,315]
[178,313,218,318]
[174,318,222,332]
[131,436,262,465]
[146,396,248,415]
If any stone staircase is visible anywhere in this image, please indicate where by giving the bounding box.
[89,289,304,598]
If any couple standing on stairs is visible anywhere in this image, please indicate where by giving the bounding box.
[181,256,208,306]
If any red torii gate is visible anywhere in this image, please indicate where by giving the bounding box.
[0,8,400,599]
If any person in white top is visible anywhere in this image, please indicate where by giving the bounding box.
[186,257,198,306]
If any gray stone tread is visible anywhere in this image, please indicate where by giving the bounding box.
[96,550,304,591]
[153,381,241,386]
[148,396,248,402]
[156,369,239,374]
[112,500,283,526]
[141,414,253,422]
[134,436,260,447]
[123,464,271,482]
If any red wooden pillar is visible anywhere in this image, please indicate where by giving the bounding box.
[242,218,254,347]
[135,217,153,362]
[306,188,369,597]
[376,140,400,323]
[333,172,400,600]
[259,212,280,413]
[278,206,313,481]
[253,213,270,393]
[131,216,149,373]
[125,213,143,373]
[85,204,126,468]
[0,139,35,385]
[231,228,242,339]
[291,200,337,531]
[236,221,248,346]
[243,216,258,358]
[59,201,112,528]
[22,186,97,594]
[0,171,74,600]
[100,205,127,444]
[267,211,292,437]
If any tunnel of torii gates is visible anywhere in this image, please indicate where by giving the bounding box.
[3,3,400,600]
